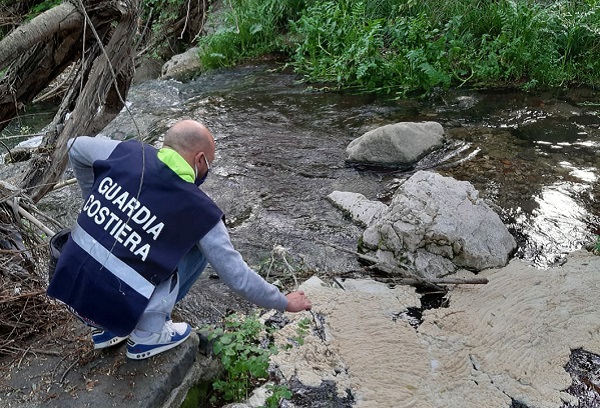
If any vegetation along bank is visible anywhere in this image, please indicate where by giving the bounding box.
[198,0,600,95]
[2,0,599,96]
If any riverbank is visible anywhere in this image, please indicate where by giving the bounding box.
[2,249,599,408]
[0,271,250,408]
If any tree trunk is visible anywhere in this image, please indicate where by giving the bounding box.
[0,0,139,202]
[0,2,83,133]
[0,3,82,69]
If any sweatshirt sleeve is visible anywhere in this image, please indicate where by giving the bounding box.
[197,220,289,311]
[67,136,120,198]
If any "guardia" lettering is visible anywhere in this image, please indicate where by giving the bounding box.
[79,177,166,261]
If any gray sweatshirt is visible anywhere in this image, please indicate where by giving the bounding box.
[67,136,288,312]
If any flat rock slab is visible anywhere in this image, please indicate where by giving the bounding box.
[281,250,600,408]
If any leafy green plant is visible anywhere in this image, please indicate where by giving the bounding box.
[141,0,183,34]
[198,0,600,94]
[293,317,310,346]
[207,312,291,405]
[264,384,293,408]
[199,0,306,68]
[290,0,389,91]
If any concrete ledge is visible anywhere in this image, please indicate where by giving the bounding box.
[1,330,218,408]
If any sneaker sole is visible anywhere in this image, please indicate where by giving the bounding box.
[125,331,191,360]
[93,336,128,350]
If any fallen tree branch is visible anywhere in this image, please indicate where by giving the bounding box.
[8,198,55,238]
[372,276,488,286]
[51,178,77,191]
[32,63,80,104]
[0,2,81,69]
[0,289,46,303]
[17,201,64,233]
[60,360,78,384]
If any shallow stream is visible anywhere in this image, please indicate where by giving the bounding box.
[101,64,600,272]
[7,64,599,270]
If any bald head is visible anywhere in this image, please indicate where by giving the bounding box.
[163,120,215,167]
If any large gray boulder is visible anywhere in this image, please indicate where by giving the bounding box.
[346,121,445,166]
[360,170,516,279]
[161,47,202,80]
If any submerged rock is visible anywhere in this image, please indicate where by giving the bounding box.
[346,121,445,166]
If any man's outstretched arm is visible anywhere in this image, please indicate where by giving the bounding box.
[198,221,311,312]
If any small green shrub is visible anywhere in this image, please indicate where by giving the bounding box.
[199,0,306,68]
[207,312,294,407]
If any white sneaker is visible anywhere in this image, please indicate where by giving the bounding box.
[126,321,191,360]
[91,328,128,349]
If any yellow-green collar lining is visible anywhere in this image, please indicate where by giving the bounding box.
[157,148,194,183]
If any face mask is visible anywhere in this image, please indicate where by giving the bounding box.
[193,154,210,186]
[193,165,207,186]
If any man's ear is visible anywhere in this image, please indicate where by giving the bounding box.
[193,151,203,167]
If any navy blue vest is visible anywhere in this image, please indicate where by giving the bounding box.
[47,140,223,336]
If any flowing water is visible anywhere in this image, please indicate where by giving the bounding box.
[5,64,600,271]
[103,64,600,273]
[8,63,597,271]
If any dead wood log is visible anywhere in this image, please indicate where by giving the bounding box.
[17,0,139,202]
[0,0,139,202]
[0,2,82,69]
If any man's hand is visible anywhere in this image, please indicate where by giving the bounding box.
[285,290,312,312]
